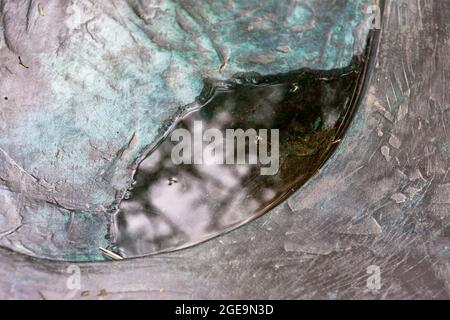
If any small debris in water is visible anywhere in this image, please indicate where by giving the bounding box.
[18,56,29,69]
[276,45,290,53]
[38,4,45,17]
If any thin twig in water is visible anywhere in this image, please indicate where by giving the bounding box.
[331,139,342,145]
[99,247,123,260]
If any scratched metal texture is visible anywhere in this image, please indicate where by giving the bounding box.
[0,0,449,299]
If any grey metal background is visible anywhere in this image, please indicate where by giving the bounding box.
[0,0,449,299]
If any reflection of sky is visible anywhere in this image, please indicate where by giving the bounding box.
[115,61,363,257]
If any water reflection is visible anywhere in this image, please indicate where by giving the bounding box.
[111,57,366,258]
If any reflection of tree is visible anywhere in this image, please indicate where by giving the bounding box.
[114,63,361,257]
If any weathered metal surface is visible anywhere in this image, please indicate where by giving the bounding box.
[0,0,449,299]
[0,0,372,261]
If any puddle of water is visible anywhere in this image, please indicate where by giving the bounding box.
[109,55,368,259]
